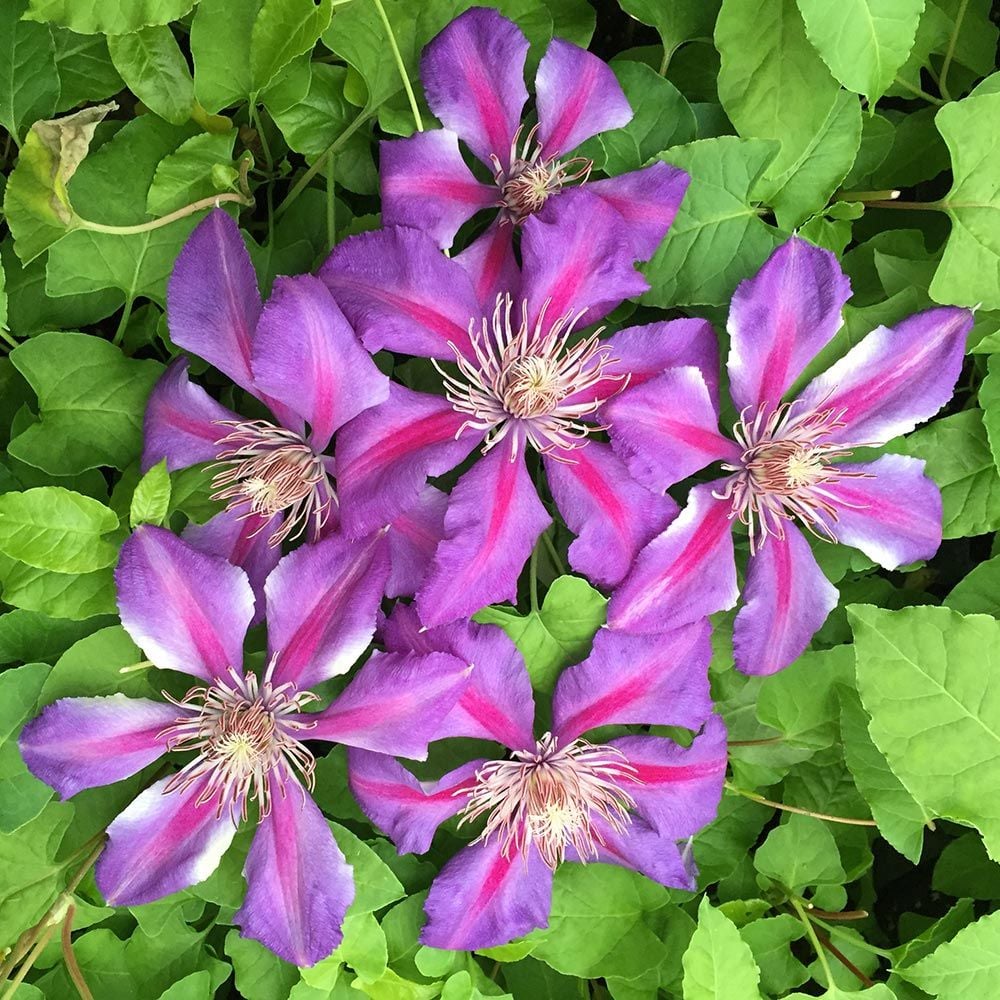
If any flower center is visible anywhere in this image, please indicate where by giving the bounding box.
[492,125,592,225]
[158,666,319,822]
[210,419,336,546]
[458,733,639,869]
[434,294,627,460]
[715,401,871,553]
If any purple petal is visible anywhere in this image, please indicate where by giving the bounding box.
[182,507,282,625]
[520,190,648,328]
[552,623,712,742]
[384,485,448,598]
[96,776,237,906]
[250,274,389,452]
[455,221,519,306]
[381,604,535,750]
[420,7,528,168]
[265,531,389,691]
[585,163,690,261]
[535,37,632,156]
[237,778,354,967]
[608,482,738,634]
[727,237,852,413]
[116,526,253,682]
[19,695,174,799]
[821,455,943,569]
[142,358,240,473]
[573,816,693,889]
[545,441,678,588]
[603,367,740,492]
[381,131,497,250]
[611,714,728,838]
[320,226,481,361]
[336,384,479,537]
[795,306,973,445]
[417,444,552,628]
[304,650,472,759]
[167,209,262,396]
[347,749,481,855]
[421,840,553,950]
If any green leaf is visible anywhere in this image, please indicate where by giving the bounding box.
[474,575,606,693]
[190,0,259,112]
[618,0,721,58]
[850,604,1000,861]
[331,823,405,915]
[898,410,1000,539]
[130,459,171,528]
[225,931,299,1000]
[0,488,118,574]
[681,897,761,1000]
[979,352,1000,471]
[931,92,1000,309]
[146,131,239,216]
[39,625,153,703]
[945,554,1000,616]
[0,560,116,621]
[0,0,60,142]
[0,608,112,664]
[9,332,165,475]
[155,972,214,1000]
[795,0,924,104]
[107,24,195,126]
[23,0,196,34]
[250,0,334,95]
[51,28,124,111]
[641,136,783,306]
[902,910,1000,997]
[933,831,1000,899]
[739,914,809,995]
[755,814,847,891]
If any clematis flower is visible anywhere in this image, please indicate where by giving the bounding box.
[320,191,716,626]
[605,237,974,675]
[381,7,688,269]
[144,208,445,606]
[347,604,727,950]
[19,527,472,966]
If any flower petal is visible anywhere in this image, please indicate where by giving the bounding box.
[552,623,712,742]
[384,485,448,598]
[608,482,738,634]
[305,650,472,759]
[611,714,728,838]
[250,274,389,452]
[571,815,694,889]
[585,161,690,261]
[520,190,648,328]
[347,749,482,855]
[265,531,389,691]
[321,226,481,360]
[417,444,552,628]
[421,840,553,950]
[603,367,739,492]
[381,603,536,750]
[19,695,174,799]
[116,526,253,682]
[456,221,519,307]
[167,208,262,396]
[237,778,354,967]
[545,441,678,588]
[142,358,240,473]
[96,775,237,906]
[381,130,497,250]
[727,237,852,413]
[795,306,973,445]
[420,7,528,168]
[733,523,839,676]
[535,37,632,156]
[336,384,479,537]
[822,454,943,569]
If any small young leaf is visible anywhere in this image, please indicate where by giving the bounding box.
[682,897,761,1000]
[130,459,171,528]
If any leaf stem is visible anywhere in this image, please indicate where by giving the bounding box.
[326,157,337,251]
[835,189,900,203]
[540,529,566,577]
[724,782,878,827]
[249,101,274,172]
[864,199,945,212]
[0,925,55,1000]
[112,295,135,348]
[809,915,894,958]
[892,75,946,106]
[371,0,423,132]
[79,191,253,236]
[791,896,834,986]
[939,0,970,102]
[61,904,93,1000]
[0,328,19,350]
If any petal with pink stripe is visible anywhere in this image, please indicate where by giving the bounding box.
[456,221,519,307]
[384,485,448,599]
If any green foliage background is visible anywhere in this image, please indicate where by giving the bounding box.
[1,0,1000,997]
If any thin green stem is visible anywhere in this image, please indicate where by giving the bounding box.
[540,529,566,577]
[865,199,945,212]
[809,915,894,958]
[79,191,253,236]
[61,905,93,1000]
[0,926,54,1000]
[112,295,135,348]
[791,896,834,986]
[892,75,946,106]
[0,328,18,350]
[724,782,878,827]
[250,101,274,172]
[118,659,154,675]
[939,0,969,102]
[371,0,423,132]
[326,157,337,251]
[835,189,900,203]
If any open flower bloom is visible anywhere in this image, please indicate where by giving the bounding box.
[144,208,445,606]
[347,605,727,950]
[605,237,974,675]
[320,190,716,626]
[381,7,689,266]
[19,527,472,966]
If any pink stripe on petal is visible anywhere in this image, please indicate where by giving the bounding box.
[384,485,448,599]
[573,815,693,889]
[456,222,519,306]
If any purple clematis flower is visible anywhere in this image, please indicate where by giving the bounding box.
[604,237,974,675]
[19,526,472,966]
[144,208,445,607]
[347,604,727,951]
[381,6,689,267]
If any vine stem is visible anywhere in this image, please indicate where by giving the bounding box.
[540,529,566,577]
[371,0,424,132]
[835,189,900,203]
[724,782,878,827]
[892,75,946,105]
[863,199,945,212]
[0,328,19,350]
[61,905,93,1000]
[791,896,834,986]
[939,0,970,102]
[0,927,55,1000]
[79,191,253,236]
[810,914,894,958]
